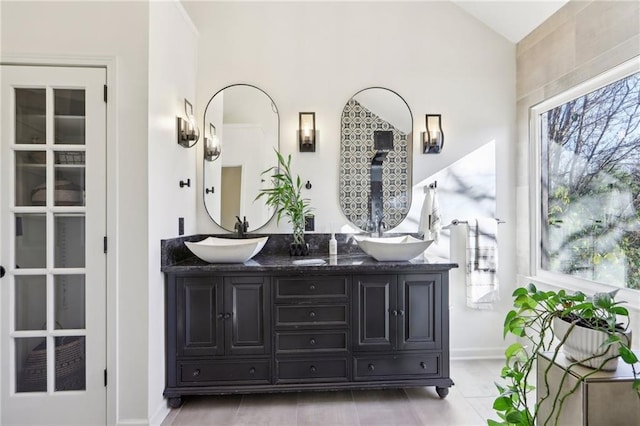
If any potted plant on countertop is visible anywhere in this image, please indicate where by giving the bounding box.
[256,150,313,256]
[489,284,639,426]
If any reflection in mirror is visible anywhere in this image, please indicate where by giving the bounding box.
[203,85,279,232]
[340,87,413,232]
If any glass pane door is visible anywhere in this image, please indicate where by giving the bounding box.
[1,65,106,425]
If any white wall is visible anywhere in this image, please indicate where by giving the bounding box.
[188,1,517,357]
[148,2,198,424]
[1,1,151,423]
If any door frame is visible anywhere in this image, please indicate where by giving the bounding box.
[1,54,118,425]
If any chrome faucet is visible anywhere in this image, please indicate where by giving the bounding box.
[370,211,386,237]
[234,216,249,238]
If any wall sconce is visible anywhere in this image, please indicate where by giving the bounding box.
[422,114,444,154]
[204,123,221,162]
[177,98,200,148]
[298,112,316,152]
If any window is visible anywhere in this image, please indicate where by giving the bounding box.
[533,60,640,290]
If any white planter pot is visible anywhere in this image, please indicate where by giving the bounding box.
[552,316,632,371]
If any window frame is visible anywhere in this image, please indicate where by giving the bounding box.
[528,56,640,305]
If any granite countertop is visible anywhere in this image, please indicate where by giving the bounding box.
[161,233,458,274]
[161,252,457,273]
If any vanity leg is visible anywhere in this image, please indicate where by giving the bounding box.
[435,386,449,399]
[167,397,183,409]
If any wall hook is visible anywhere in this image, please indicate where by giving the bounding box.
[179,179,191,188]
[305,180,312,189]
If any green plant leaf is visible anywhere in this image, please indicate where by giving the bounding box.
[513,287,529,297]
[487,419,507,426]
[492,396,513,411]
[505,342,524,358]
[526,283,537,293]
[505,410,524,424]
[619,346,639,364]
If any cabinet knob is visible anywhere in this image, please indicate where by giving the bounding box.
[192,369,200,377]
[309,284,316,291]
[309,338,316,346]
[224,313,231,320]
[420,362,427,369]
[368,363,375,371]
[391,309,398,316]
[0,265,5,278]
[217,313,224,320]
[309,365,317,373]
[398,310,405,316]
[249,367,256,375]
[309,311,316,319]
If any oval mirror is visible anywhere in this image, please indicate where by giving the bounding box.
[203,84,279,232]
[339,87,413,231]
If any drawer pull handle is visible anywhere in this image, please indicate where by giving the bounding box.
[309,284,316,291]
[249,367,256,375]
[309,338,316,345]
[310,365,317,373]
[309,311,316,319]
[368,363,375,372]
[420,362,427,369]
[192,369,200,377]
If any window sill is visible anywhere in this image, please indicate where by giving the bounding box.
[518,272,640,313]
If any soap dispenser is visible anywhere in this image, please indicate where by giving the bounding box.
[329,232,337,256]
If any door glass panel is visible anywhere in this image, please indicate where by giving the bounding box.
[15,213,46,268]
[15,276,46,331]
[54,89,85,145]
[54,151,85,207]
[54,336,85,391]
[15,88,46,145]
[16,337,47,393]
[55,275,85,329]
[15,151,46,207]
[54,214,85,268]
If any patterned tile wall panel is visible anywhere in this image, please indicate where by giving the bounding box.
[340,99,411,230]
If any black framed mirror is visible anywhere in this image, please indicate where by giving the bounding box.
[339,87,413,231]
[203,84,279,232]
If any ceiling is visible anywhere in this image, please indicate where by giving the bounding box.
[182,1,569,44]
[452,0,569,43]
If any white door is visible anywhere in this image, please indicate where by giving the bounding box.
[1,65,107,425]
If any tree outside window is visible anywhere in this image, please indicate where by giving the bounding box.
[540,71,640,290]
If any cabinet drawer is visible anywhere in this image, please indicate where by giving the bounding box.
[276,331,348,353]
[179,360,270,385]
[275,276,348,300]
[276,305,348,328]
[353,354,440,381]
[276,357,349,382]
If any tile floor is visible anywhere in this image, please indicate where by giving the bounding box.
[161,359,504,426]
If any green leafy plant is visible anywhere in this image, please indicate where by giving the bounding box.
[489,284,639,426]
[255,150,312,245]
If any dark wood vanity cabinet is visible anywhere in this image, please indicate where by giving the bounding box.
[353,274,441,352]
[165,274,271,407]
[164,267,454,406]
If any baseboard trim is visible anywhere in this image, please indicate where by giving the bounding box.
[149,400,170,426]
[450,347,504,360]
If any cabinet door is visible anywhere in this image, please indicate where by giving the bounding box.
[353,275,396,351]
[224,276,270,355]
[397,274,441,351]
[177,276,224,357]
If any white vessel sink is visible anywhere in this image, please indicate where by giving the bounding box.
[354,235,433,261]
[185,236,269,263]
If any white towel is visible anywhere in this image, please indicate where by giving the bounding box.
[419,187,442,243]
[465,218,499,309]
